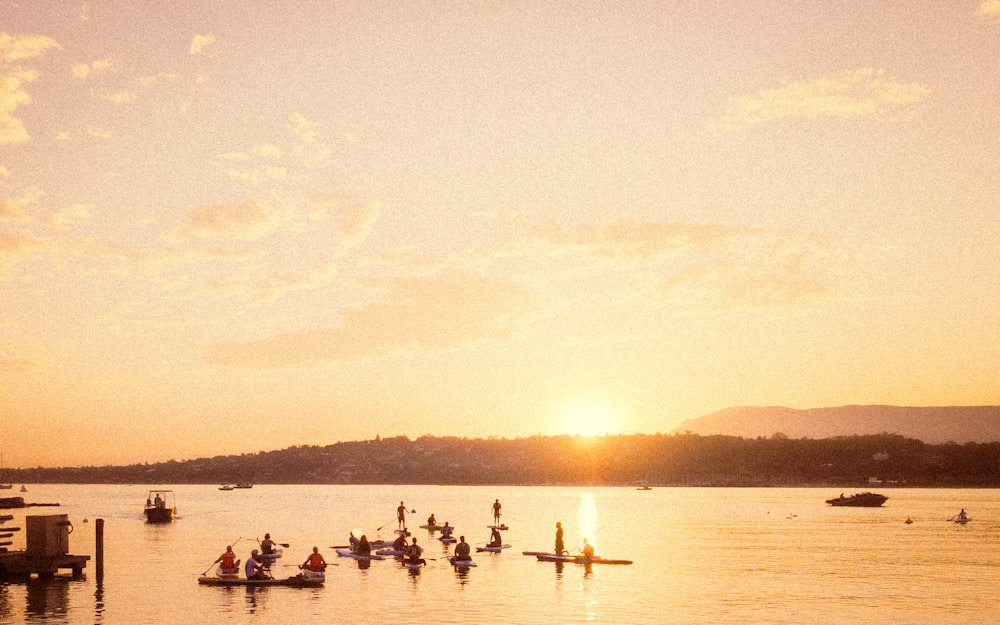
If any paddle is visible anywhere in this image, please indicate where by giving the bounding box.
[376,518,397,531]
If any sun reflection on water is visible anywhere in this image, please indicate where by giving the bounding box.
[577,492,597,554]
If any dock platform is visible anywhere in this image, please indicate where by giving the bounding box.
[0,551,90,579]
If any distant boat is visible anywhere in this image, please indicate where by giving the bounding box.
[144,489,177,522]
[825,492,888,507]
[234,483,253,489]
[19,485,27,493]
[219,484,234,491]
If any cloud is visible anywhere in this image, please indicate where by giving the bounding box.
[165,200,279,242]
[204,271,530,367]
[0,230,47,281]
[0,33,61,63]
[0,187,43,223]
[518,216,737,259]
[190,33,216,55]
[979,0,1000,16]
[47,203,95,231]
[305,194,381,254]
[512,215,849,309]
[0,34,61,144]
[71,59,114,79]
[720,68,931,130]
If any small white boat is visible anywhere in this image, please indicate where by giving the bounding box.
[335,548,384,561]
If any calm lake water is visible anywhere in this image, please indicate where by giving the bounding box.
[0,485,997,624]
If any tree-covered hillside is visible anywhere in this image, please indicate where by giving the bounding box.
[7,433,1000,487]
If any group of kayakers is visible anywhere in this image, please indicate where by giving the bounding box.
[212,531,328,580]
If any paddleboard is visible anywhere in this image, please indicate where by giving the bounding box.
[476,543,511,552]
[334,548,385,561]
[198,574,324,587]
[448,556,476,568]
[533,553,632,565]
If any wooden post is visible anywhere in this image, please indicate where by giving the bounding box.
[95,518,104,580]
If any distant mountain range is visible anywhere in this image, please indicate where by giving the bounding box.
[673,405,1000,444]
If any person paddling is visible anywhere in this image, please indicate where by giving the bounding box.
[454,535,471,561]
[397,501,407,529]
[301,546,327,572]
[487,527,502,548]
[581,538,595,561]
[406,537,425,566]
[245,549,268,580]
[214,545,240,575]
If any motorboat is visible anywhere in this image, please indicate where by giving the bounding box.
[825,492,888,507]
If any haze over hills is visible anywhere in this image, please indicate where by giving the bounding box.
[673,405,1000,444]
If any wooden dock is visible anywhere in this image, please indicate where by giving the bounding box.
[0,513,90,580]
[0,551,90,578]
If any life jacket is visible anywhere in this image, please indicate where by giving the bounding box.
[222,552,235,568]
[408,544,422,558]
[307,553,324,571]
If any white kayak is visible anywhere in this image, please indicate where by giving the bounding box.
[476,543,511,552]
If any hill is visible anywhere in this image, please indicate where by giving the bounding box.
[673,405,1000,443]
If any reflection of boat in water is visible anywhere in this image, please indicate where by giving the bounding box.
[825,492,888,507]
[144,489,177,522]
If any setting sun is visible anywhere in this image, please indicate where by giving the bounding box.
[555,395,625,437]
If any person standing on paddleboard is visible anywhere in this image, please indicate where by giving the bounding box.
[492,498,502,524]
[555,522,565,555]
[397,501,407,529]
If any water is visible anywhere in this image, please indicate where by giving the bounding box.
[1,485,997,624]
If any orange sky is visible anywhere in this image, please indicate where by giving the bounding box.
[2,2,999,468]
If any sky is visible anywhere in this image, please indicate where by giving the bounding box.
[2,1,999,468]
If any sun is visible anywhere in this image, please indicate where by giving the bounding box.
[555,395,624,437]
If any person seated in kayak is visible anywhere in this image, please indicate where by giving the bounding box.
[301,546,327,572]
[581,538,595,559]
[354,534,372,556]
[245,549,268,580]
[214,545,240,574]
[392,533,407,553]
[454,535,471,561]
[427,513,436,526]
[487,527,502,548]
[260,534,276,559]
[555,521,566,555]
[440,521,454,537]
[406,537,425,564]
[958,508,968,521]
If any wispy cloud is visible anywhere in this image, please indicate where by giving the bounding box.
[0,34,61,145]
[979,0,1000,17]
[190,33,216,55]
[511,215,850,310]
[720,68,931,130]
[204,271,531,367]
[71,59,114,79]
[165,200,278,242]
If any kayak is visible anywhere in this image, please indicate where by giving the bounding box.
[448,556,476,568]
[419,523,442,530]
[334,548,385,561]
[476,543,511,552]
[198,574,324,587]
[528,552,632,565]
[439,535,456,543]
[401,558,425,569]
